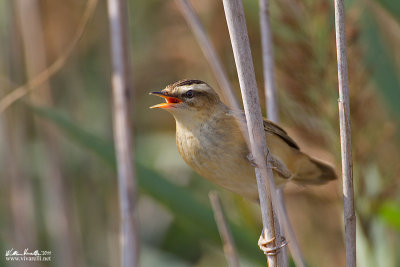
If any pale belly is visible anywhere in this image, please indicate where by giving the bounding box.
[176,123,260,200]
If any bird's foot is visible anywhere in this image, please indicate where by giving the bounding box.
[248,153,294,180]
[258,230,288,256]
[246,153,257,167]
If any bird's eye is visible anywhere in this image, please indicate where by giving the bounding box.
[185,90,194,98]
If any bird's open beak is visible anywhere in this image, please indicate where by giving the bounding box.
[149,91,182,109]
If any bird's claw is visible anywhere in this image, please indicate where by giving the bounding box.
[246,153,257,167]
[258,231,288,256]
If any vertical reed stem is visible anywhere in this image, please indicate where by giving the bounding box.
[259,0,278,123]
[221,0,281,265]
[259,2,284,265]
[107,0,139,266]
[333,0,356,266]
[259,0,305,266]
[15,1,77,266]
[2,1,38,253]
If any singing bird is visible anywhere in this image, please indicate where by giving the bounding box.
[150,79,336,200]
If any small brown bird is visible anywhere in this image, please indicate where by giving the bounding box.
[150,79,336,200]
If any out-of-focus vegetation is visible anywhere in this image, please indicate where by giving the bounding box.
[0,0,399,266]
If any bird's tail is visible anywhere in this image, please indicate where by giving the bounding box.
[291,154,337,185]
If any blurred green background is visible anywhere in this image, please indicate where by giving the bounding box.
[1,0,399,266]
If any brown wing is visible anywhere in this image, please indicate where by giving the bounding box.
[263,119,299,150]
[232,111,300,150]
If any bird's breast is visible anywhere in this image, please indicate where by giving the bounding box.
[175,119,259,199]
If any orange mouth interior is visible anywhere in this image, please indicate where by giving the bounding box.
[150,94,182,109]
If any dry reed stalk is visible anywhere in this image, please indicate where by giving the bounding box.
[221,0,282,266]
[259,0,305,266]
[1,2,38,253]
[259,0,278,123]
[333,0,356,266]
[107,0,139,266]
[209,192,240,267]
[14,1,79,266]
[258,2,285,266]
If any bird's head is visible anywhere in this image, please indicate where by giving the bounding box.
[150,80,222,119]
